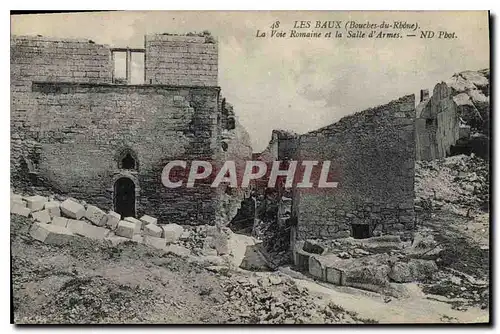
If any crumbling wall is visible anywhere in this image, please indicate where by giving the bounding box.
[144,33,217,86]
[415,69,490,161]
[214,99,253,226]
[293,95,416,240]
[416,83,460,161]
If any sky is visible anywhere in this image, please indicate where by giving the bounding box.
[11,11,490,152]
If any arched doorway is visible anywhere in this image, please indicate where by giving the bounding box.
[114,177,136,218]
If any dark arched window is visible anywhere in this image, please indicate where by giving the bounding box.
[121,153,136,169]
[117,149,138,170]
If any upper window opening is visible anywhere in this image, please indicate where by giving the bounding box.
[112,48,145,85]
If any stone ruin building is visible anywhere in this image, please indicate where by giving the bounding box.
[11,33,251,226]
[14,33,488,250]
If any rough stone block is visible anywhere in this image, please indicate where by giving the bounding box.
[164,244,191,257]
[52,216,69,227]
[326,266,344,285]
[308,255,325,280]
[132,234,144,243]
[66,219,110,240]
[388,259,438,283]
[25,195,47,212]
[105,211,121,230]
[11,203,31,217]
[115,220,135,239]
[144,223,163,238]
[60,199,85,219]
[30,222,75,245]
[294,250,310,272]
[125,217,144,233]
[32,209,52,224]
[85,205,107,226]
[162,224,184,243]
[11,194,26,208]
[143,235,166,250]
[140,215,157,226]
[44,201,61,217]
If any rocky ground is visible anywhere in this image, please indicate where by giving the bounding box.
[414,154,489,313]
[11,214,368,324]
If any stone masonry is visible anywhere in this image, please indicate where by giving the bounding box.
[11,33,236,226]
[292,95,416,240]
[145,33,217,86]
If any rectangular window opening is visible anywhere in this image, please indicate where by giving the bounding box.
[112,48,145,85]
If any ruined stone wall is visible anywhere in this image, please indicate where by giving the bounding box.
[11,36,112,92]
[11,36,113,185]
[145,34,217,86]
[293,95,416,240]
[17,83,220,224]
[416,83,460,161]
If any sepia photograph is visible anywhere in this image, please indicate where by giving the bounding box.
[9,10,490,324]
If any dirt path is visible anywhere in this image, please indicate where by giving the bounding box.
[294,279,488,324]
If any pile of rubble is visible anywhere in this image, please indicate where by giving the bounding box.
[221,274,368,324]
[415,154,489,214]
[10,190,263,273]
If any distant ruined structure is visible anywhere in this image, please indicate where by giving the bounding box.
[415,70,490,161]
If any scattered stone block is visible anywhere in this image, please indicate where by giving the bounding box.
[52,217,69,228]
[132,234,144,243]
[11,203,31,217]
[125,217,143,233]
[115,220,135,239]
[308,255,326,280]
[11,194,26,208]
[85,205,107,226]
[140,215,157,226]
[30,222,75,245]
[105,211,121,230]
[239,243,272,271]
[389,259,438,283]
[25,195,47,212]
[60,199,85,219]
[143,235,166,250]
[326,266,344,285]
[303,240,328,255]
[66,219,110,240]
[341,254,392,292]
[164,244,191,257]
[32,209,51,224]
[144,223,163,238]
[44,201,61,217]
[162,224,184,243]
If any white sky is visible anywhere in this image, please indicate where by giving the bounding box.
[11,11,489,151]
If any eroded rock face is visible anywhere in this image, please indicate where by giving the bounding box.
[446,69,490,133]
